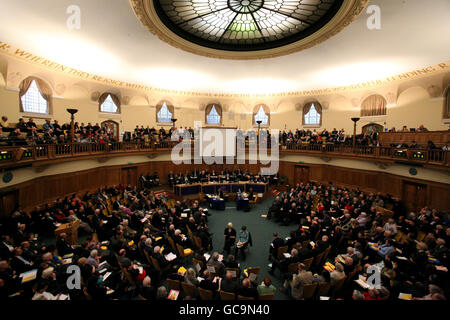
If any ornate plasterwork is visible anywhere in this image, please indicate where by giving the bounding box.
[129,0,369,60]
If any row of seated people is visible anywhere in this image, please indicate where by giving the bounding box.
[0,184,217,300]
[2,115,447,152]
[263,181,448,300]
[139,172,161,189]
[391,140,449,151]
[0,182,276,301]
[0,116,117,146]
[168,169,279,186]
[280,128,378,147]
[391,125,431,132]
[131,125,176,143]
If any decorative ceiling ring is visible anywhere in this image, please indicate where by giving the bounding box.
[130,0,368,60]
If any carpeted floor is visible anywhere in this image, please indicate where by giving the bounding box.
[205,196,293,300]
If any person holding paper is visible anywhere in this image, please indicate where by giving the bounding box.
[234,226,249,260]
[198,269,219,293]
[237,278,258,299]
[207,252,225,277]
[220,271,239,293]
[184,268,198,286]
[32,282,60,300]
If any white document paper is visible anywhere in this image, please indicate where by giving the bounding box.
[165,253,177,261]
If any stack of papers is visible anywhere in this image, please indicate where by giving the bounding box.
[207,265,216,273]
[102,272,112,282]
[320,296,330,300]
[19,269,37,283]
[354,275,372,289]
[168,290,180,300]
[178,266,187,275]
[323,262,335,272]
[398,293,413,300]
[428,257,440,264]
[436,266,448,272]
[368,242,378,250]
[165,253,177,262]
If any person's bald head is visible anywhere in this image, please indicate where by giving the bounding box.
[0,261,8,271]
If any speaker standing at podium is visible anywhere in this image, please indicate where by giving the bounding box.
[56,233,74,256]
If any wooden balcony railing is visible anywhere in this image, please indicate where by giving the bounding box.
[0,141,448,168]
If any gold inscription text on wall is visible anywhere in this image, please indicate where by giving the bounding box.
[0,41,448,98]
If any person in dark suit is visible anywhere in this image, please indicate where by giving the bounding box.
[220,271,239,293]
[237,278,258,299]
[269,248,301,276]
[152,246,170,269]
[10,248,34,274]
[198,269,219,292]
[269,232,285,260]
[223,254,239,269]
[56,233,73,257]
[223,223,236,256]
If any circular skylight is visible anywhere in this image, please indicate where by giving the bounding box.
[154,0,343,51]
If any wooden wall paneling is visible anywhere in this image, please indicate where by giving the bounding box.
[429,185,450,210]
[1,160,449,212]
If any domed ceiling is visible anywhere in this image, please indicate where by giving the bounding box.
[155,0,342,51]
[132,0,363,59]
[0,0,449,95]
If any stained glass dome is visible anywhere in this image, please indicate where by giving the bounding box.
[154,0,343,51]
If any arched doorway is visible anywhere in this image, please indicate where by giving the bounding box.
[362,123,383,134]
[101,120,119,141]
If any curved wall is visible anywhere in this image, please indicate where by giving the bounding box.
[1,53,449,135]
[0,153,448,215]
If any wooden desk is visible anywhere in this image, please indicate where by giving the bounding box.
[378,131,449,147]
[174,182,269,198]
[55,220,80,245]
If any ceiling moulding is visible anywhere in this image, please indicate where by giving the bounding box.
[0,41,449,98]
[129,0,369,60]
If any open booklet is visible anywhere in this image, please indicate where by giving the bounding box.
[19,269,38,284]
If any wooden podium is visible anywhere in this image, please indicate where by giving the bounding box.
[374,206,394,224]
[55,220,80,245]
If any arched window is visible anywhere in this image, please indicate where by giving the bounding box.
[361,94,387,117]
[444,86,450,120]
[19,77,52,114]
[205,104,222,125]
[303,102,322,126]
[156,101,174,123]
[99,93,121,114]
[253,105,270,126]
